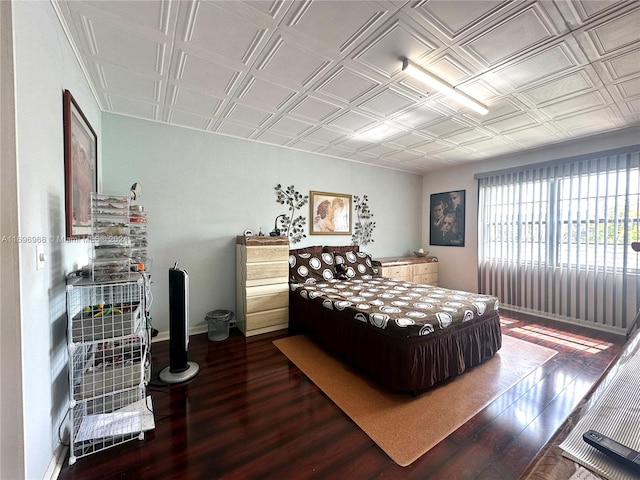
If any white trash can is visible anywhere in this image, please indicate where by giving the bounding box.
[205,310,234,341]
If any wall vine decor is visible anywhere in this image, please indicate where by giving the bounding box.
[351,194,376,246]
[273,184,308,244]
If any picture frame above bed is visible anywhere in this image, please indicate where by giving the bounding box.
[63,89,98,239]
[310,191,352,235]
[430,190,465,247]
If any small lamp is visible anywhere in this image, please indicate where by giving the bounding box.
[270,214,286,237]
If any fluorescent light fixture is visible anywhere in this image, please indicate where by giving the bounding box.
[402,58,489,115]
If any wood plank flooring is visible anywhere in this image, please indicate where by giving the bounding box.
[58,313,624,480]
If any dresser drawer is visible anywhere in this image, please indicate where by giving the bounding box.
[246,245,290,263]
[382,264,412,280]
[414,273,438,286]
[246,282,289,297]
[246,290,288,314]
[246,308,289,336]
[412,262,438,276]
[245,260,289,283]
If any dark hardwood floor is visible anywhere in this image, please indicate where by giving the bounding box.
[58,313,625,480]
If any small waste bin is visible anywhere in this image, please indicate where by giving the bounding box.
[205,310,234,341]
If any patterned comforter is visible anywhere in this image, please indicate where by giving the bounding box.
[290,276,500,338]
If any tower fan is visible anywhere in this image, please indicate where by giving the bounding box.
[159,263,200,384]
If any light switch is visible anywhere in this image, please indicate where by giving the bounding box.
[36,244,45,270]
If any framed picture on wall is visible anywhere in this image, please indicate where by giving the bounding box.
[63,89,97,238]
[429,190,465,247]
[309,191,352,235]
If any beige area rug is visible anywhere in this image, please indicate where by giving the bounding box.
[273,334,557,467]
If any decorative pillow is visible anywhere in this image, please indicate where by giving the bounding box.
[290,245,323,256]
[289,252,335,283]
[323,245,359,254]
[333,251,375,279]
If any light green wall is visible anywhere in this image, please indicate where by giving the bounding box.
[101,114,423,334]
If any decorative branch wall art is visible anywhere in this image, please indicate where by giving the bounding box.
[274,184,308,244]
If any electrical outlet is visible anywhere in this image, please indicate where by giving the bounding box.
[36,244,45,270]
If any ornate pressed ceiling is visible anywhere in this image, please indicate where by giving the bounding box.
[54,0,640,173]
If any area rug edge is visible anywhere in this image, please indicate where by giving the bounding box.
[273,334,557,467]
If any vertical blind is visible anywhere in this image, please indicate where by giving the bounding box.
[477,147,640,334]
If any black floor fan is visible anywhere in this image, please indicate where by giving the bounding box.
[159,264,200,384]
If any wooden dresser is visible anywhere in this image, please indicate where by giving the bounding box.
[378,256,438,285]
[236,236,289,337]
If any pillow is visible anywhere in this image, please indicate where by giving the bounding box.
[323,245,359,254]
[333,251,375,279]
[289,252,335,283]
[290,245,323,256]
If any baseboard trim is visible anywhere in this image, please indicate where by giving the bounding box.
[500,305,626,340]
[45,443,68,480]
[152,324,207,343]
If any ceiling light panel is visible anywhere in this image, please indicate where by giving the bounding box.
[402,58,489,114]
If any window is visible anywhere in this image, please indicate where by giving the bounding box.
[482,166,640,272]
[477,148,640,332]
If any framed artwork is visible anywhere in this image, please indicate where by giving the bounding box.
[429,190,465,247]
[63,89,97,238]
[310,191,352,235]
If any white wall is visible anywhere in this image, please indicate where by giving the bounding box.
[422,127,640,293]
[11,1,101,477]
[101,114,423,335]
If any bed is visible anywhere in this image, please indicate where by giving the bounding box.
[288,246,502,394]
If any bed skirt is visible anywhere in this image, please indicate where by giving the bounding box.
[289,293,502,394]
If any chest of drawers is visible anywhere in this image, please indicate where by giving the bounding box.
[236,236,289,336]
[378,256,438,285]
